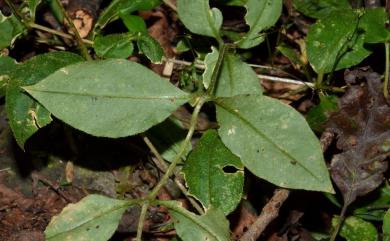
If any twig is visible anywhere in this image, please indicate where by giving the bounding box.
[0,168,11,173]
[239,189,290,241]
[162,0,177,11]
[384,42,389,100]
[163,57,315,88]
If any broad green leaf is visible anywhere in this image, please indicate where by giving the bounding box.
[177,0,223,39]
[95,0,161,31]
[202,46,219,89]
[94,34,134,59]
[332,216,377,241]
[24,59,190,138]
[383,209,390,241]
[0,13,25,49]
[215,53,262,97]
[28,0,42,20]
[359,8,390,43]
[6,52,83,149]
[216,95,334,192]
[0,56,18,96]
[183,130,244,215]
[136,34,164,63]
[147,117,191,162]
[293,0,351,19]
[45,194,130,241]
[306,10,371,74]
[353,185,390,221]
[237,0,282,49]
[120,14,147,34]
[166,201,230,241]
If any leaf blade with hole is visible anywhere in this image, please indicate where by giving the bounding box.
[237,0,282,49]
[45,194,130,241]
[183,129,244,215]
[216,95,334,192]
[177,0,222,39]
[23,59,190,138]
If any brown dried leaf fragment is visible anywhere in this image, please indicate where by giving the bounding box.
[326,68,390,206]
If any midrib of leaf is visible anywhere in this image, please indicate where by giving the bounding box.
[159,201,225,241]
[203,1,220,41]
[46,201,133,239]
[216,99,320,180]
[24,88,189,100]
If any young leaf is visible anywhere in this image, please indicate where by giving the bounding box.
[327,70,390,206]
[94,34,134,59]
[0,13,25,49]
[28,0,42,20]
[183,129,244,215]
[383,209,390,241]
[293,0,351,19]
[237,0,282,49]
[136,34,164,63]
[5,52,83,149]
[202,46,219,89]
[45,194,130,241]
[177,0,223,40]
[359,8,390,44]
[120,13,147,34]
[215,53,262,97]
[332,216,377,241]
[166,201,230,241]
[94,0,161,31]
[306,10,371,74]
[216,95,334,192]
[23,59,190,138]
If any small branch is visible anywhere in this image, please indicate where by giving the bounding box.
[239,189,290,241]
[136,202,149,241]
[329,203,348,241]
[53,0,92,60]
[162,0,177,11]
[0,168,11,173]
[384,42,389,100]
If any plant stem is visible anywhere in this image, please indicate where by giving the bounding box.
[206,44,228,96]
[148,97,205,199]
[162,0,177,11]
[4,0,30,24]
[329,203,348,241]
[384,42,389,100]
[136,202,149,241]
[30,23,94,45]
[53,0,92,60]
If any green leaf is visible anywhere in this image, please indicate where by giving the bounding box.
[359,8,390,44]
[45,194,130,241]
[202,46,219,89]
[0,13,25,49]
[120,14,147,34]
[23,59,190,138]
[306,95,338,132]
[353,185,390,221]
[94,34,134,59]
[332,216,377,241]
[293,0,351,19]
[215,53,262,97]
[306,10,371,74]
[6,52,83,149]
[95,0,161,31]
[136,34,164,63]
[216,95,334,192]
[166,201,230,241]
[147,117,191,162]
[0,56,18,96]
[237,0,282,49]
[277,44,304,67]
[177,0,223,40]
[28,0,42,20]
[383,209,390,241]
[183,130,244,215]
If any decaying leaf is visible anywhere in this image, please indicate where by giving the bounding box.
[326,68,390,206]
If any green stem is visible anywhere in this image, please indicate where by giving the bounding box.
[53,0,92,60]
[136,202,149,241]
[384,42,389,100]
[315,72,324,90]
[4,0,31,26]
[206,43,228,96]
[329,203,348,241]
[147,97,206,199]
